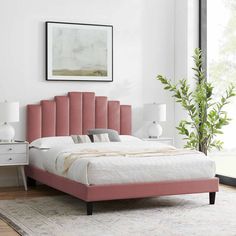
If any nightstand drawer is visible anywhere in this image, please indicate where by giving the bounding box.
[0,144,27,154]
[0,154,28,165]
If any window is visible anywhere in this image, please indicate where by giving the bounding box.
[201,0,236,181]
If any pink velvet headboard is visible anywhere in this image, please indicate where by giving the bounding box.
[27,92,132,143]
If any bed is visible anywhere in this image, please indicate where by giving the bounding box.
[25,91,219,215]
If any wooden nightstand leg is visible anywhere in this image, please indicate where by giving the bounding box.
[19,166,27,191]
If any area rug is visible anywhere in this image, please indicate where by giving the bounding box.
[0,188,235,236]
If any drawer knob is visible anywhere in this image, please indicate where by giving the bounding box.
[8,148,13,151]
[8,158,12,161]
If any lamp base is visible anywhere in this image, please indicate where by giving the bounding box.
[0,123,15,142]
[147,121,162,139]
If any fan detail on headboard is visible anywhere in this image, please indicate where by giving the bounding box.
[27,92,132,143]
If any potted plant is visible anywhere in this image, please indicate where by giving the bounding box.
[157,48,235,155]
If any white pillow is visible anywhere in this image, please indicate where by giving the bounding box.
[119,135,142,142]
[71,135,92,144]
[30,136,74,149]
[92,133,110,143]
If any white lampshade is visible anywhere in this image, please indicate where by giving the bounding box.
[144,103,166,122]
[0,101,19,123]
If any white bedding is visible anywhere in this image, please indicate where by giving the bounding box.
[29,142,216,185]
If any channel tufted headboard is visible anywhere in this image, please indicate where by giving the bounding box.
[27,92,132,143]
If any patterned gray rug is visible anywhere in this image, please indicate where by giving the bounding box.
[0,187,235,236]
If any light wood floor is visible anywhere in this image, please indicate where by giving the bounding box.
[0,185,62,236]
[0,184,235,236]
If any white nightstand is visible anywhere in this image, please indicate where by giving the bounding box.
[0,141,29,191]
[142,137,174,146]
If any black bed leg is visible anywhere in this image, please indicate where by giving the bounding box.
[209,192,216,205]
[86,202,93,215]
[27,177,36,187]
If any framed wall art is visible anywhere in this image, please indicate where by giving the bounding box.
[46,21,113,82]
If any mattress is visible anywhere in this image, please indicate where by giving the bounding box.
[29,142,216,185]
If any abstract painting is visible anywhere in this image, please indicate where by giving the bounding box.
[46,22,113,81]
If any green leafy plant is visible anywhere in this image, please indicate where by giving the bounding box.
[157,48,235,155]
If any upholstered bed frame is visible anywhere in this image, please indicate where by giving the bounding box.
[25,91,219,215]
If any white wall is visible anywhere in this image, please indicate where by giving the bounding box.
[142,0,175,138]
[174,0,199,147]
[0,0,176,186]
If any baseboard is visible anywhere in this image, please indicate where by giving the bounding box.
[216,174,236,187]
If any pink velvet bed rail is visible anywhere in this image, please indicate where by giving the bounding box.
[27,92,132,143]
[25,166,219,202]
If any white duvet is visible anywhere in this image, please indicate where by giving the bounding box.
[29,142,216,186]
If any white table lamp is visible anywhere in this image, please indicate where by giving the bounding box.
[0,101,19,142]
[144,103,166,138]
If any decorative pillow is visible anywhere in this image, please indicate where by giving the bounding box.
[119,135,142,142]
[90,133,110,143]
[71,135,92,144]
[29,136,74,149]
[87,129,121,142]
